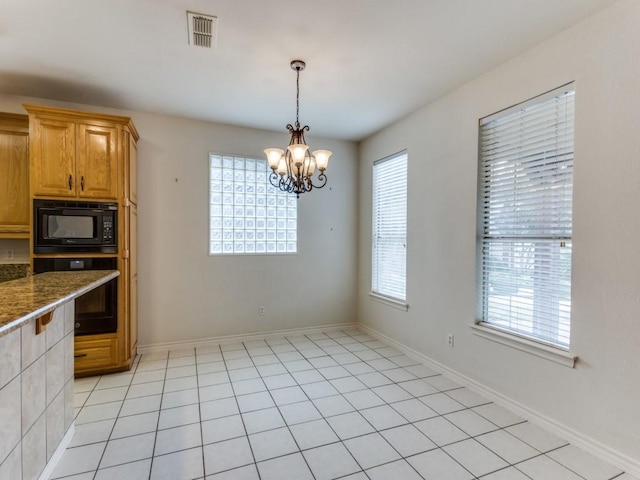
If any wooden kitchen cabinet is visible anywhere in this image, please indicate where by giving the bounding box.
[77,123,118,199]
[28,116,76,197]
[126,203,138,360]
[122,127,139,366]
[73,335,119,374]
[127,131,138,205]
[25,104,140,376]
[0,113,30,237]
[26,105,119,200]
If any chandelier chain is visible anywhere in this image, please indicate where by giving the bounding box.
[296,67,300,126]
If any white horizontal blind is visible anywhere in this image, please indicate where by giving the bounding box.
[478,86,574,348]
[372,151,407,302]
[209,154,297,255]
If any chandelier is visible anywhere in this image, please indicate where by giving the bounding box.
[264,60,332,198]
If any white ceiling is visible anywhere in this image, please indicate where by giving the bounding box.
[0,0,618,141]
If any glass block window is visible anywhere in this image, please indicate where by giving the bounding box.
[209,154,297,255]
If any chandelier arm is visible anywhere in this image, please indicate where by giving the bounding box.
[311,172,328,190]
[268,172,281,189]
[316,172,328,186]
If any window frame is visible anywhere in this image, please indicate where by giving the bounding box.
[370,150,408,309]
[474,84,577,365]
[208,153,297,256]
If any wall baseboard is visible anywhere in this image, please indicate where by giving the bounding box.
[358,323,640,477]
[137,322,359,354]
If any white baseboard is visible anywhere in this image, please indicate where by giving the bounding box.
[358,323,640,477]
[40,423,75,480]
[137,322,359,354]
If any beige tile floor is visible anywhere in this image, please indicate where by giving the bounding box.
[50,328,636,480]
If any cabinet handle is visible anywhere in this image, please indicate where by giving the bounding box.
[74,353,88,358]
[81,176,85,191]
[68,174,73,190]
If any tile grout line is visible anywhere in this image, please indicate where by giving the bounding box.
[193,344,207,480]
[250,334,318,479]
[219,339,262,479]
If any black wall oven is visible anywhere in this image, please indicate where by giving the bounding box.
[33,199,117,254]
[33,257,118,336]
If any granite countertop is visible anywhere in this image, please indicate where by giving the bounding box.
[0,263,30,283]
[0,270,119,336]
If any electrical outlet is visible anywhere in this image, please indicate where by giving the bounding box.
[259,306,265,316]
[447,333,454,348]
[5,249,14,260]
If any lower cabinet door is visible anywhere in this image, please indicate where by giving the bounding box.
[74,337,118,375]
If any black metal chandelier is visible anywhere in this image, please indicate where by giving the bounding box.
[264,60,332,198]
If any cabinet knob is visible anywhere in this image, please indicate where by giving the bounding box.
[81,176,85,191]
[68,174,73,190]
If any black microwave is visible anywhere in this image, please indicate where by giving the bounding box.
[33,200,118,253]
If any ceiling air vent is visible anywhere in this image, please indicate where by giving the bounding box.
[187,11,218,48]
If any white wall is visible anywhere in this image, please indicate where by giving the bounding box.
[358,0,640,465]
[133,114,358,345]
[0,94,359,346]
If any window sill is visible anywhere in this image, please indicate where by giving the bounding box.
[369,292,409,311]
[470,322,577,368]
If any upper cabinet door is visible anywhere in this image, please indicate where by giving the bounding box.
[31,117,76,197]
[76,123,118,199]
[0,114,30,235]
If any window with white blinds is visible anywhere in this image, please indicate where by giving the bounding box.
[477,84,574,349]
[372,151,408,302]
